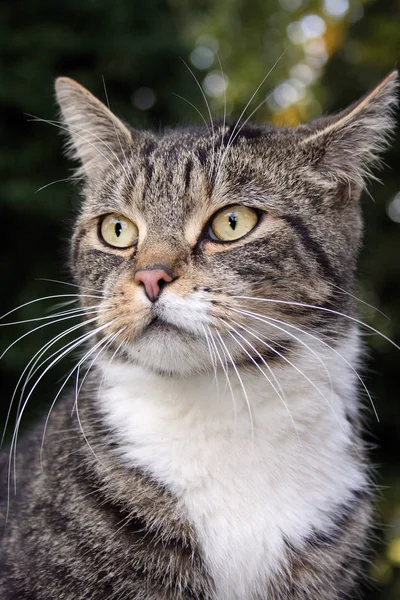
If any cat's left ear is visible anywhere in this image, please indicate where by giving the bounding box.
[55,77,134,179]
[300,71,398,191]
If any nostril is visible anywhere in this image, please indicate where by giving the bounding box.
[134,267,174,303]
[157,277,167,292]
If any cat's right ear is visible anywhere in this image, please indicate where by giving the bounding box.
[55,77,133,179]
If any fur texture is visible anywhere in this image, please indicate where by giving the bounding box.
[0,71,398,599]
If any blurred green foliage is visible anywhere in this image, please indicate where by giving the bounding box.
[0,0,399,597]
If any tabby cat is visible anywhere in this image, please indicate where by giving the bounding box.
[0,71,398,600]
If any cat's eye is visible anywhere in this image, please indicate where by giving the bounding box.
[210,205,259,242]
[100,214,138,248]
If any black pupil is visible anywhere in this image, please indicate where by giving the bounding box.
[115,221,122,237]
[228,213,237,230]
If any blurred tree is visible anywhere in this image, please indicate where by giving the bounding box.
[0,0,399,597]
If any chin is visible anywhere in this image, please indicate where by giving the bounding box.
[125,323,212,376]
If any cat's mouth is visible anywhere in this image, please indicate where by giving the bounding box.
[146,315,182,334]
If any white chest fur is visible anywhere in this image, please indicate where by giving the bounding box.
[97,340,366,600]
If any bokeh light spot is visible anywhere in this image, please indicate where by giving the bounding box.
[301,14,326,38]
[387,537,400,565]
[323,0,349,18]
[190,46,214,70]
[387,192,400,223]
[290,63,318,84]
[203,71,228,98]
[132,88,156,111]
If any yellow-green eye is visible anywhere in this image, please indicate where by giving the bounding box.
[100,214,138,248]
[210,205,259,242]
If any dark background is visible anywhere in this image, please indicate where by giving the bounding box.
[0,0,399,597]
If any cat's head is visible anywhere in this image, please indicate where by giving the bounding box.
[56,72,397,376]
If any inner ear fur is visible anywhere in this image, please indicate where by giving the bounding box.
[299,71,398,191]
[55,77,134,179]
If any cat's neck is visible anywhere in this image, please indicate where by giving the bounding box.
[95,330,366,599]
[96,327,361,446]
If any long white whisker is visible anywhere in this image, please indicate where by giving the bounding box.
[214,53,227,180]
[330,283,388,319]
[17,311,111,408]
[231,306,378,422]
[172,93,210,132]
[10,319,105,466]
[0,294,103,322]
[41,328,121,468]
[225,90,274,150]
[0,304,103,327]
[36,278,117,295]
[35,178,75,193]
[221,319,300,440]
[180,58,216,179]
[7,318,117,512]
[102,76,136,190]
[214,330,254,438]
[1,313,103,446]
[217,49,287,175]
[208,326,236,417]
[200,324,219,393]
[40,335,111,468]
[228,306,334,400]
[227,317,343,427]
[231,295,400,351]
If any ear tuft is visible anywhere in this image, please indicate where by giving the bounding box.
[301,71,398,189]
[55,77,133,179]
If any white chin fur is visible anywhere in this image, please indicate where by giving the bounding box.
[124,290,215,375]
[125,327,212,375]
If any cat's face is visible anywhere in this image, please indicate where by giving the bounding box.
[56,73,397,375]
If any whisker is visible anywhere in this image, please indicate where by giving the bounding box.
[41,328,122,469]
[35,178,75,194]
[7,318,117,513]
[231,306,378,422]
[95,335,127,402]
[1,313,103,446]
[36,277,117,295]
[40,337,108,469]
[226,316,343,428]
[16,311,111,411]
[231,295,400,351]
[180,58,216,179]
[0,304,103,327]
[207,325,236,419]
[214,330,254,438]
[217,49,287,176]
[102,76,136,190]
[0,294,104,322]
[221,319,300,440]
[330,283,388,319]
[228,306,335,398]
[0,306,107,362]
[214,53,227,181]
[172,93,210,133]
[200,323,219,393]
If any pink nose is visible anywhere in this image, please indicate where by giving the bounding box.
[134,267,174,302]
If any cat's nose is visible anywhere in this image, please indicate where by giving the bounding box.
[134,267,174,302]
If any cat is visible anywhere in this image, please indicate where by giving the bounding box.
[0,70,398,600]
